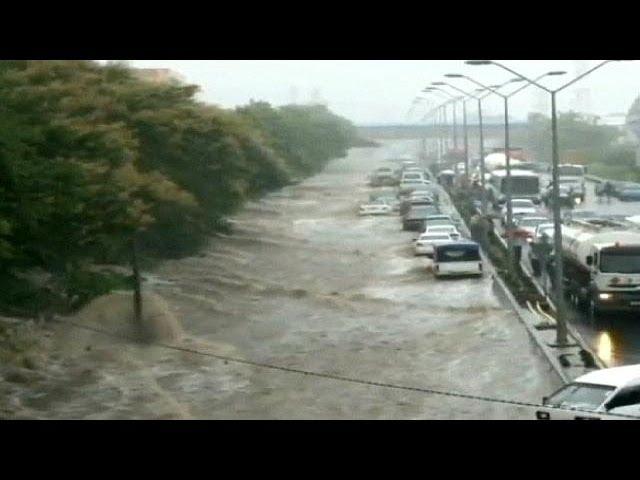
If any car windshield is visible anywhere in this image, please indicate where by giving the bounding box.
[427,219,453,226]
[512,200,534,208]
[537,226,554,237]
[600,250,640,274]
[545,383,615,411]
[558,166,584,176]
[435,244,480,262]
[409,208,431,216]
[421,235,449,241]
[519,218,548,227]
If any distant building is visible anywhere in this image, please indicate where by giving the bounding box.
[132,68,186,85]
[626,97,640,166]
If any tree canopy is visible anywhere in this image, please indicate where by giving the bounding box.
[0,60,360,316]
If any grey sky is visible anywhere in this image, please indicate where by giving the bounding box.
[128,60,640,125]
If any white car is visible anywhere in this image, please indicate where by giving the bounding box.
[529,222,554,244]
[401,171,426,183]
[401,161,418,170]
[414,232,459,256]
[425,225,459,236]
[399,179,432,195]
[514,216,551,239]
[359,200,393,216]
[501,199,537,226]
[536,364,640,420]
[424,215,458,231]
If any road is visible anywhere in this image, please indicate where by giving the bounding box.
[1,139,561,419]
[506,176,640,367]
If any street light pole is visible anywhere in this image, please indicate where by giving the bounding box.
[452,100,459,150]
[550,90,568,342]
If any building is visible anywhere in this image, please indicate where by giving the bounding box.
[132,68,186,85]
[626,97,640,166]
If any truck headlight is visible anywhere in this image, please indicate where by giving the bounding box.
[599,293,612,300]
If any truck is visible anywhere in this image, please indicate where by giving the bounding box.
[560,218,640,321]
[558,164,587,202]
[486,169,541,209]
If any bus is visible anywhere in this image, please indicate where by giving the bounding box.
[486,169,541,208]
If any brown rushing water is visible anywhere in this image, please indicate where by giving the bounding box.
[1,139,560,419]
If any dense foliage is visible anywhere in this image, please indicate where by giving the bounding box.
[0,61,360,316]
[521,111,640,180]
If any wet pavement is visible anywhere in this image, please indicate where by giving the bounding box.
[1,139,561,419]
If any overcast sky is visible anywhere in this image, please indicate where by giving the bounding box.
[127,60,640,125]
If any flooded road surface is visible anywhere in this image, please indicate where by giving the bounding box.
[2,139,561,419]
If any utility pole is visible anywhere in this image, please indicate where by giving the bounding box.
[550,91,568,344]
[131,234,144,341]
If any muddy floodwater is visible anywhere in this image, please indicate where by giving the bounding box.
[1,139,561,419]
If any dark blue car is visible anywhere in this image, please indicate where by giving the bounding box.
[618,188,640,202]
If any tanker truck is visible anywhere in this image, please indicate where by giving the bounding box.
[560,218,640,321]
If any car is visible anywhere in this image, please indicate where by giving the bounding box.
[401,160,418,170]
[398,180,433,197]
[425,224,459,236]
[617,187,640,202]
[359,199,393,216]
[399,183,439,201]
[501,199,537,226]
[402,205,438,231]
[401,171,427,182]
[535,364,640,420]
[513,216,551,241]
[414,232,460,256]
[543,182,583,208]
[400,196,435,216]
[424,214,459,230]
[432,241,483,278]
[562,209,598,223]
[374,195,400,212]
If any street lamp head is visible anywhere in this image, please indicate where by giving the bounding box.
[509,78,526,83]
[546,71,567,76]
[431,82,447,85]
[445,73,464,78]
[465,60,492,66]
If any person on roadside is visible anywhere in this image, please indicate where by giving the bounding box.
[604,181,614,203]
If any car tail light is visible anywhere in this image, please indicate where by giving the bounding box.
[536,411,550,420]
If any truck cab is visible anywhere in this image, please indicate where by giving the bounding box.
[562,220,640,320]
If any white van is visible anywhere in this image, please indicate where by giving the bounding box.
[432,241,483,278]
[536,364,640,420]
